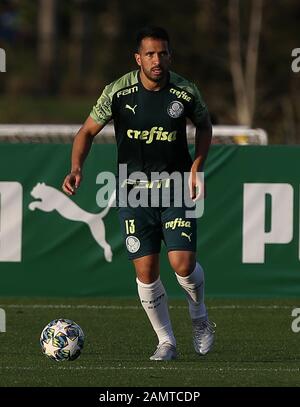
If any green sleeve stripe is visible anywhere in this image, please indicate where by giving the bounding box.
[170,71,208,127]
[90,70,139,125]
[169,71,198,96]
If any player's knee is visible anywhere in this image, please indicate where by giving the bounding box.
[133,258,160,284]
[135,269,159,284]
[169,256,195,276]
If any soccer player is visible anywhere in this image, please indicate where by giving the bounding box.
[62,26,215,361]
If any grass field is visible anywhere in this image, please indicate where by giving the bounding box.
[0,298,300,387]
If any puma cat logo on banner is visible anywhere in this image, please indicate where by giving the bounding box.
[29,182,115,262]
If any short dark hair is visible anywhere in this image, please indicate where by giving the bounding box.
[136,26,170,51]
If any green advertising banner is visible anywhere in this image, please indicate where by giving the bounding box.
[0,144,299,298]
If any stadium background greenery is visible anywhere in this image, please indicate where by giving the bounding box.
[0,0,300,143]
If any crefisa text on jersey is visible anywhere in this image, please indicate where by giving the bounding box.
[98,390,201,404]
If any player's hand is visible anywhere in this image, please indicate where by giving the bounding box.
[62,169,82,195]
[188,169,204,201]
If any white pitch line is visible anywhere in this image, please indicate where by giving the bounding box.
[0,304,295,310]
[0,366,299,373]
[208,305,294,310]
[1,304,142,310]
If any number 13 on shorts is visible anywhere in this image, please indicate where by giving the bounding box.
[125,219,136,234]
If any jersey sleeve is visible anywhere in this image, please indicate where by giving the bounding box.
[90,84,113,125]
[189,83,209,127]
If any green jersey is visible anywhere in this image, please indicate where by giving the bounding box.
[90,70,209,177]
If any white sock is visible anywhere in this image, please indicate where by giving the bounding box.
[136,277,176,347]
[175,262,207,320]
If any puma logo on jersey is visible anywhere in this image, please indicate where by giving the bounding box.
[125,104,137,114]
[181,232,192,242]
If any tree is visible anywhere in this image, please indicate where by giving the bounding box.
[37,0,58,94]
[228,0,263,125]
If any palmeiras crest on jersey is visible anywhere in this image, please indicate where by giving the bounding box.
[126,236,140,253]
[167,100,184,118]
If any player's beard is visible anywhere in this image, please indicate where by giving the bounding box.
[143,66,167,83]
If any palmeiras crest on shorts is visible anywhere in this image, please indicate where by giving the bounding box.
[167,100,184,118]
[126,236,140,253]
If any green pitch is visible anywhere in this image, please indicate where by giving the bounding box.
[0,298,299,387]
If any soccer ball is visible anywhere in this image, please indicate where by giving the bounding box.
[40,318,84,361]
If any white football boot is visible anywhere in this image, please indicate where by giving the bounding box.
[192,317,216,355]
[150,342,177,361]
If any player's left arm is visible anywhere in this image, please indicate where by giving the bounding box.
[193,113,212,171]
[188,84,212,200]
[189,114,212,200]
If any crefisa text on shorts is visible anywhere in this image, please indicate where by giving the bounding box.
[0,308,6,333]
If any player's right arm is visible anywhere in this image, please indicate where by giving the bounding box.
[62,82,114,196]
[62,117,104,196]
